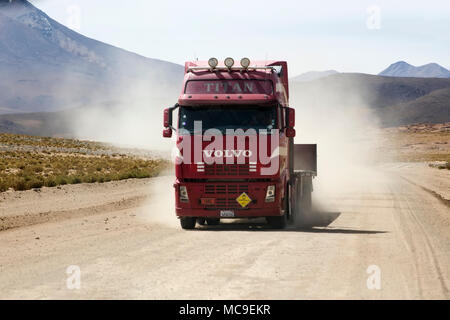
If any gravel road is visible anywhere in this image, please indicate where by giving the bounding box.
[0,165,449,299]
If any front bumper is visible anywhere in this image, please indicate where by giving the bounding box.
[174,180,284,218]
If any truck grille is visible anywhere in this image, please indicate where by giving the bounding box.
[204,184,249,194]
[204,164,251,176]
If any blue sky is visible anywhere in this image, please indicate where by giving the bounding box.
[30,0,450,76]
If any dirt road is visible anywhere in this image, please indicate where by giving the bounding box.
[0,165,449,299]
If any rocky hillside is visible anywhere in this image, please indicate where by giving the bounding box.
[0,0,183,114]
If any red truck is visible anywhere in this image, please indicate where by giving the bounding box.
[163,58,317,229]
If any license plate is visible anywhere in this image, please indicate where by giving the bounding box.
[220,210,235,217]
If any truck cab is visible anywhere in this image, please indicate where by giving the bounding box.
[163,58,314,229]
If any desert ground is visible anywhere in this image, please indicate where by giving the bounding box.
[0,126,449,299]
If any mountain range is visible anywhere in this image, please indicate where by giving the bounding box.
[0,0,449,139]
[379,61,450,78]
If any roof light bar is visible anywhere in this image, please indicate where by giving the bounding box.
[187,57,274,72]
[187,65,275,72]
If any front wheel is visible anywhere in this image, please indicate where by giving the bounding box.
[180,217,196,229]
[266,215,287,229]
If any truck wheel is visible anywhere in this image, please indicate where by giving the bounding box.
[206,218,220,226]
[180,217,196,230]
[266,215,287,229]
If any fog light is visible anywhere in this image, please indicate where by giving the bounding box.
[224,57,234,68]
[208,57,218,68]
[265,185,275,202]
[179,186,189,202]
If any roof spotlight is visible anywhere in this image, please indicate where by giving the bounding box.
[240,57,251,68]
[208,57,218,68]
[224,57,234,68]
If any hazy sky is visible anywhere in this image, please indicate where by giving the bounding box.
[30,0,450,76]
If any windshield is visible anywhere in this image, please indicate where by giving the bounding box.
[178,105,278,134]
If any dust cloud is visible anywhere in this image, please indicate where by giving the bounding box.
[62,76,180,226]
[137,176,178,228]
[290,80,384,213]
[68,79,177,151]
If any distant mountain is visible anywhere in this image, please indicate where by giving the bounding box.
[291,70,338,82]
[290,73,450,126]
[0,0,184,114]
[379,61,450,78]
[381,87,450,126]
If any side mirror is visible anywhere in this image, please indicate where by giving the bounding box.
[163,107,172,128]
[286,128,296,138]
[163,104,179,138]
[286,107,295,128]
[163,128,173,138]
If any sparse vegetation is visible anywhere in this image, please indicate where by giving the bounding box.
[429,162,450,170]
[0,133,108,151]
[0,134,170,192]
[380,123,450,163]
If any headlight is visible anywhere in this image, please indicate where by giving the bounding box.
[265,185,275,202]
[224,57,234,68]
[179,185,189,202]
[208,57,218,68]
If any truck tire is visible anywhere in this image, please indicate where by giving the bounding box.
[266,215,287,229]
[206,218,220,226]
[180,217,196,229]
